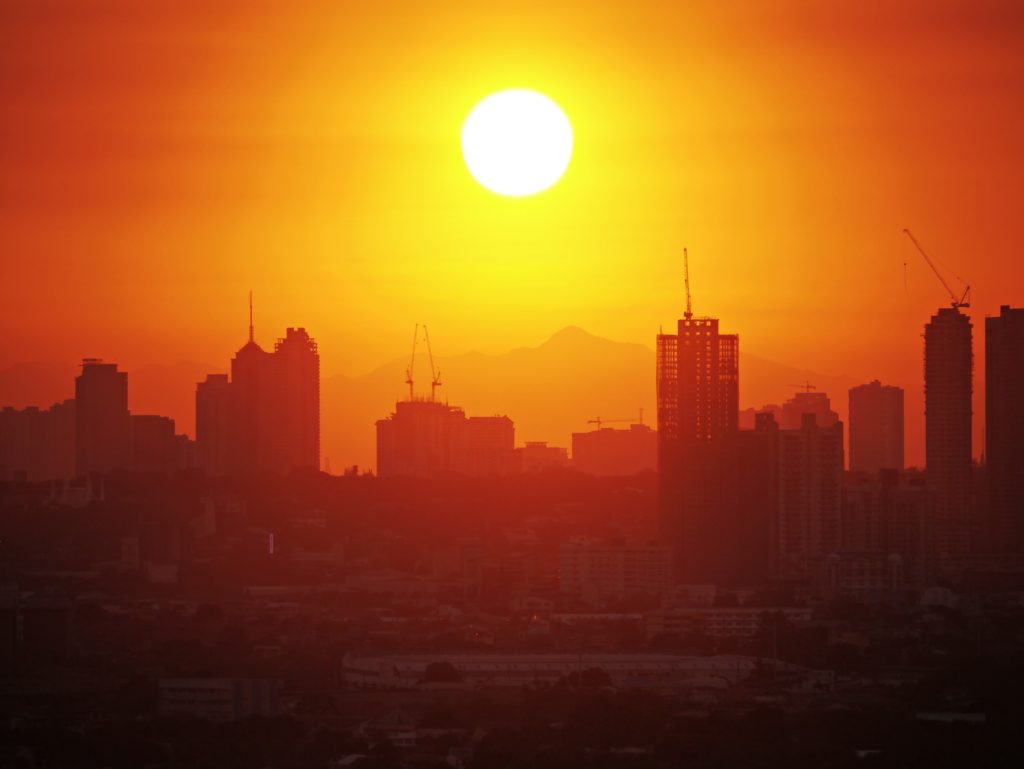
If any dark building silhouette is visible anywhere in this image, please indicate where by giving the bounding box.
[272,327,320,473]
[986,305,1024,552]
[924,307,973,557]
[657,308,739,581]
[572,423,657,476]
[0,400,76,481]
[777,413,844,581]
[196,374,231,476]
[780,391,838,430]
[197,299,321,476]
[844,469,934,586]
[75,359,130,475]
[516,440,568,472]
[376,400,515,477]
[849,380,904,474]
[465,415,516,475]
[130,414,179,474]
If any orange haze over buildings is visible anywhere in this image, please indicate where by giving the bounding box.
[2,1,1024,470]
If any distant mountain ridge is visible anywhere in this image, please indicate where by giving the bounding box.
[0,328,860,472]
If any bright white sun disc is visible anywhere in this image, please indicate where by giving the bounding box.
[461,90,573,196]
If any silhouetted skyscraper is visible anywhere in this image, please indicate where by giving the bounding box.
[196,374,231,476]
[272,327,320,472]
[986,305,1024,552]
[75,359,130,475]
[657,311,739,580]
[230,308,274,473]
[849,380,904,474]
[924,307,973,557]
[197,298,321,476]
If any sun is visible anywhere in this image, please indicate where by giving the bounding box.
[461,90,573,197]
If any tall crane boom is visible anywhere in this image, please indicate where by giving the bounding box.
[405,323,418,401]
[683,247,693,320]
[902,229,970,309]
[423,325,442,402]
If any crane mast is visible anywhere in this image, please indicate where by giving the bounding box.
[902,229,971,309]
[405,324,418,401]
[683,247,693,320]
[423,325,442,402]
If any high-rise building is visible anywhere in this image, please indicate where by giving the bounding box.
[657,311,739,580]
[272,327,320,473]
[229,312,274,474]
[199,298,321,476]
[849,380,904,474]
[196,374,231,476]
[985,305,1024,552]
[572,423,657,476]
[924,307,973,557]
[75,359,130,475]
[777,413,844,580]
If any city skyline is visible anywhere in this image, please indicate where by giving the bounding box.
[0,300,1017,472]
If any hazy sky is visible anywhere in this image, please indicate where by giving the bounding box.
[2,0,1023,463]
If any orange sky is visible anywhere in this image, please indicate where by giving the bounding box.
[2,0,1023,466]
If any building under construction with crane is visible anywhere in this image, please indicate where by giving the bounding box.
[375,325,516,478]
[657,249,741,579]
[904,229,974,558]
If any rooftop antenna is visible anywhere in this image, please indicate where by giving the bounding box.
[248,290,255,343]
[683,247,693,320]
[405,324,418,401]
[423,325,442,402]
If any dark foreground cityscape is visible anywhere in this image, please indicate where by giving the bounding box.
[0,281,1022,769]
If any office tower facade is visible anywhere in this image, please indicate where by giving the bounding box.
[849,380,904,474]
[272,327,320,473]
[657,314,739,580]
[777,414,844,580]
[924,307,973,557]
[986,305,1024,552]
[571,423,657,476]
[196,374,231,476]
[75,359,130,475]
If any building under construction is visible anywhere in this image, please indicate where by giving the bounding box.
[657,250,740,580]
[375,325,516,478]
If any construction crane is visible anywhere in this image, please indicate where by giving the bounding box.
[423,325,442,402]
[587,409,645,429]
[404,324,419,401]
[683,247,693,320]
[902,229,971,309]
[788,381,817,393]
